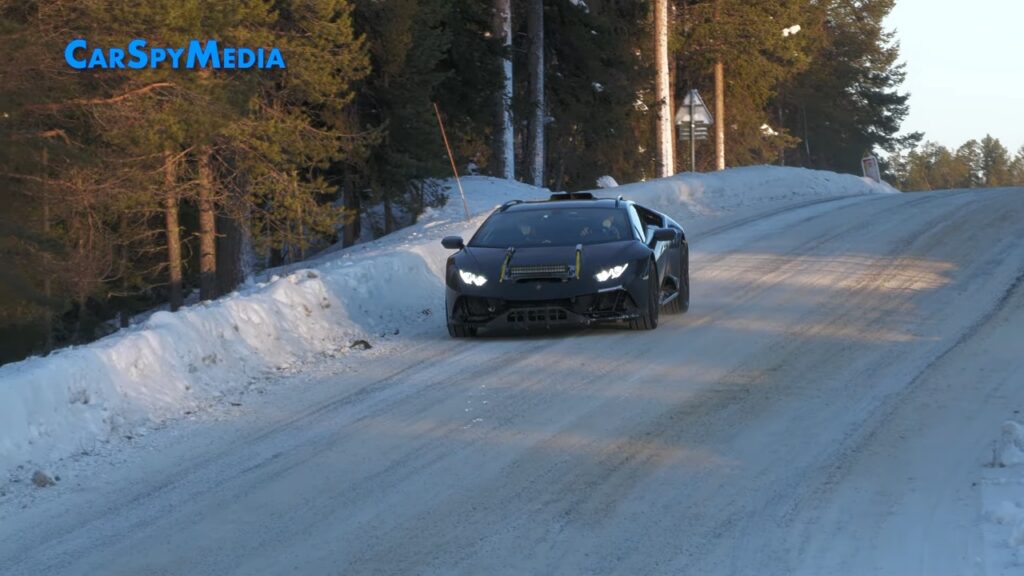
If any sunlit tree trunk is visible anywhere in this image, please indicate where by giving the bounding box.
[494,0,515,180]
[654,0,674,177]
[528,0,545,187]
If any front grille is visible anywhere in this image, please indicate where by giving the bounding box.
[507,307,569,323]
[574,290,636,317]
[508,264,570,279]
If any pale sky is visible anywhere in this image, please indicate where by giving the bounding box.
[885,0,1024,154]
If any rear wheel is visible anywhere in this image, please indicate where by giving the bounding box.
[678,242,690,314]
[630,261,660,330]
[663,242,689,314]
[663,283,682,314]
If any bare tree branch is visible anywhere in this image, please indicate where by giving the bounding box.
[26,82,176,112]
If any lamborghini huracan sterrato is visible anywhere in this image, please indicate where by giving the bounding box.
[441,192,689,337]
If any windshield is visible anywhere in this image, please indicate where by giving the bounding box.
[470,207,634,248]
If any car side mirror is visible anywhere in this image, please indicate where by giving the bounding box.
[652,228,676,242]
[441,236,465,250]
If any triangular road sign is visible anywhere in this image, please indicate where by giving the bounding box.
[675,89,714,125]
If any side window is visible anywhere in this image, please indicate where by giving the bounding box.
[634,205,664,242]
[626,206,645,241]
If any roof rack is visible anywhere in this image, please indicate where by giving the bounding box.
[499,199,524,211]
[548,192,596,201]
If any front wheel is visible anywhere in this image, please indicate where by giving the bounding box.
[630,261,660,330]
[447,323,477,338]
[446,293,478,338]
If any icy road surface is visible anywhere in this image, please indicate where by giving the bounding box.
[3,187,1024,575]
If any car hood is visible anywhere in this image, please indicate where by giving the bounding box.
[457,241,646,277]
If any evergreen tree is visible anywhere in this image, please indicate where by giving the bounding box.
[1009,146,1024,186]
[782,0,918,173]
[435,0,503,171]
[0,0,371,356]
[979,134,1011,187]
[679,0,813,169]
[540,0,654,189]
[955,139,983,188]
[352,0,455,234]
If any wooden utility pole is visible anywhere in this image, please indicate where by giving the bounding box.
[528,0,545,187]
[714,0,725,171]
[654,0,674,177]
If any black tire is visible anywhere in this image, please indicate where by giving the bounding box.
[446,293,478,338]
[630,261,660,330]
[447,323,477,338]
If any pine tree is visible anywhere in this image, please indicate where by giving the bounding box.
[781,0,917,173]
[0,0,372,355]
[979,134,1011,187]
[1009,146,1024,186]
[434,0,503,172]
[955,140,983,188]
[351,0,454,235]
[540,0,654,190]
[679,0,812,169]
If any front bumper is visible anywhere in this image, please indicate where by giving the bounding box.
[447,286,642,330]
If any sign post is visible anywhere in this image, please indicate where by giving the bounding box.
[676,89,714,172]
[861,155,881,184]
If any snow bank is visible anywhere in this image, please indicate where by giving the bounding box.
[0,167,894,477]
[608,165,897,229]
[996,421,1024,467]
[983,421,1024,567]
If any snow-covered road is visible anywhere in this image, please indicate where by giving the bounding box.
[3,187,1024,575]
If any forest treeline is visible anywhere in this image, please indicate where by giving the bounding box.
[0,0,912,362]
[887,135,1024,191]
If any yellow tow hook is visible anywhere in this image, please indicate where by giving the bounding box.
[575,243,582,279]
[500,246,514,283]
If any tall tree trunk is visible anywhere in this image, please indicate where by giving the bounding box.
[342,174,360,248]
[41,147,54,351]
[528,0,545,187]
[163,151,183,311]
[778,101,785,166]
[654,0,674,177]
[196,147,217,301]
[216,212,243,295]
[494,0,515,180]
[714,58,725,170]
[118,212,130,328]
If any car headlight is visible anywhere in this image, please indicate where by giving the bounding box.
[458,269,488,287]
[594,263,628,282]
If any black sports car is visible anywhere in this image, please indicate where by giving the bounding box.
[441,192,689,337]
